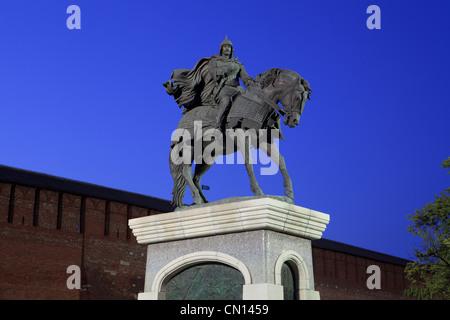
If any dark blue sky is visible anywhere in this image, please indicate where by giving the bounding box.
[1,1,449,260]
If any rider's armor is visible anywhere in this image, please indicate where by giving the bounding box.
[208,37,254,130]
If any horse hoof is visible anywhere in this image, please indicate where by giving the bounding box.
[253,189,264,196]
[285,189,294,199]
[193,197,204,205]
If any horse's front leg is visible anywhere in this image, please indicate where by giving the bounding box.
[259,140,294,201]
[238,135,263,196]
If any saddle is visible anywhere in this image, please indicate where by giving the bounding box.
[177,88,285,139]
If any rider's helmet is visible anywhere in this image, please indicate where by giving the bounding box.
[219,36,234,58]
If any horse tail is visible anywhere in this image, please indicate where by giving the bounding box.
[169,144,187,207]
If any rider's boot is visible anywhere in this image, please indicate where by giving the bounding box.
[212,97,231,132]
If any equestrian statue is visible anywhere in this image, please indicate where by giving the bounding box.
[163,37,312,208]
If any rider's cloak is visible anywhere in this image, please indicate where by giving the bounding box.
[164,57,216,113]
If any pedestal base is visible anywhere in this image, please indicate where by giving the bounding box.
[243,284,284,300]
[129,197,329,300]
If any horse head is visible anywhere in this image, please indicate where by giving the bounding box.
[255,68,312,128]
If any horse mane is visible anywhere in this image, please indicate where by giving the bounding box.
[254,68,283,89]
[256,68,313,101]
[300,78,312,100]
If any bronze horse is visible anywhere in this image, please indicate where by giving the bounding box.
[168,68,311,208]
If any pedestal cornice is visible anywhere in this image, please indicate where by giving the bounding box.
[129,197,330,244]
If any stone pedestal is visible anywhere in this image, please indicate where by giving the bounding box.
[128,197,329,300]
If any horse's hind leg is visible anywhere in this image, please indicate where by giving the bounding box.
[181,164,204,205]
[192,162,213,203]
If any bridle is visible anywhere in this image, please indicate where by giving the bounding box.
[252,71,307,120]
[279,74,306,118]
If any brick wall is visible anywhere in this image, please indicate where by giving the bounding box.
[0,170,411,300]
[0,181,161,300]
[312,247,409,299]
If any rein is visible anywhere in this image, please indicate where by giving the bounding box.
[251,71,304,118]
[250,88,286,116]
